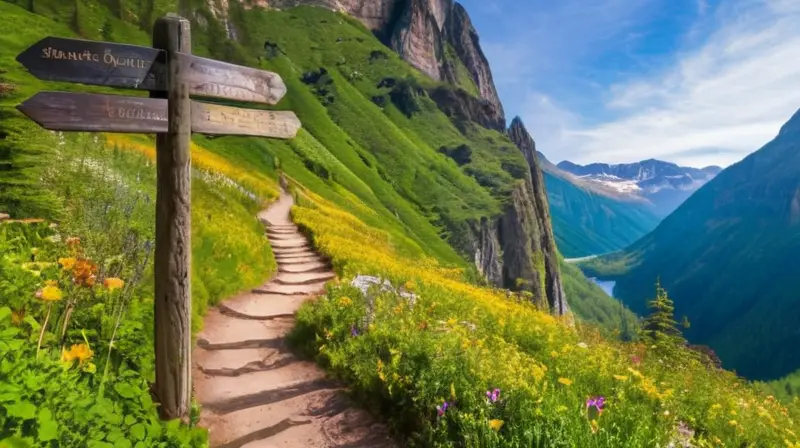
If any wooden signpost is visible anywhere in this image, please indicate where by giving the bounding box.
[18,92,301,138]
[15,14,301,422]
[17,36,287,103]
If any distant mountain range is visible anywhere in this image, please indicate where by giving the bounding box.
[533,152,681,259]
[580,107,800,380]
[556,159,722,217]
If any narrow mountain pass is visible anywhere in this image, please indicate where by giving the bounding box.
[192,192,394,448]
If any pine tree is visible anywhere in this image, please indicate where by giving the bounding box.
[639,280,686,353]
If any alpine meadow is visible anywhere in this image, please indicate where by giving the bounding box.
[0,1,799,447]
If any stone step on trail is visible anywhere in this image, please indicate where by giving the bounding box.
[195,191,391,447]
[200,386,342,448]
[195,362,328,406]
[277,261,327,270]
[253,281,330,296]
[271,246,313,256]
[275,271,336,286]
[265,225,297,232]
[197,310,294,347]
[266,226,298,232]
[196,347,295,376]
[219,293,310,320]
[274,252,320,261]
[269,238,308,249]
[266,232,305,241]
[237,405,395,448]
[278,262,330,274]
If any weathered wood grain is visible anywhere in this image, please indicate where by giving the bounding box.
[180,53,288,105]
[17,36,288,105]
[17,91,301,138]
[16,36,165,90]
[16,91,168,133]
[191,101,301,139]
[152,14,192,423]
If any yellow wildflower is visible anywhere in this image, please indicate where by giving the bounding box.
[551,350,559,358]
[337,296,352,307]
[61,343,93,364]
[104,277,125,291]
[613,375,628,382]
[39,285,63,302]
[558,377,573,386]
[531,364,546,383]
[728,420,737,426]
[58,257,77,271]
[627,367,643,378]
[488,419,504,431]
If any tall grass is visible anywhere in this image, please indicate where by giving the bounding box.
[288,184,800,447]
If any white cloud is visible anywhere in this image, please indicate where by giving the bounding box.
[521,0,800,168]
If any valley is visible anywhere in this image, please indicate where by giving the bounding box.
[581,107,800,381]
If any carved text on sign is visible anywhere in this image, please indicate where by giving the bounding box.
[40,47,151,69]
[107,105,168,121]
[194,83,257,103]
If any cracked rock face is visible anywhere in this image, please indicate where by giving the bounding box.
[248,0,504,121]
[505,117,569,316]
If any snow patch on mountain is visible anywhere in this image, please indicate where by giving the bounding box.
[555,159,722,216]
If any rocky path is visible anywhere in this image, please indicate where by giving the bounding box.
[192,192,394,448]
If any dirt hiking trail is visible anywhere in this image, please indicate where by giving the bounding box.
[192,192,395,448]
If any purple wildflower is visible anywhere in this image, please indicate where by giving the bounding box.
[586,396,606,419]
[486,388,501,404]
[436,401,450,417]
[350,325,359,337]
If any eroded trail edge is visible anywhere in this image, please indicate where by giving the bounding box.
[192,192,394,448]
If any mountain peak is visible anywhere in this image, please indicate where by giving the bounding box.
[263,0,504,119]
[556,158,722,216]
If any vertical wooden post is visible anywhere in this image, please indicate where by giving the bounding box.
[151,14,192,422]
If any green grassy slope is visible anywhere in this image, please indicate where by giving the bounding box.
[0,0,631,330]
[545,172,661,259]
[582,109,800,380]
[0,5,277,444]
[756,368,800,403]
[3,3,800,447]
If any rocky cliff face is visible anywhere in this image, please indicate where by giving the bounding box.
[229,0,566,315]
[507,117,568,315]
[249,0,504,123]
[469,118,568,316]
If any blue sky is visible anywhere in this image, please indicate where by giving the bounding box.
[458,0,800,168]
